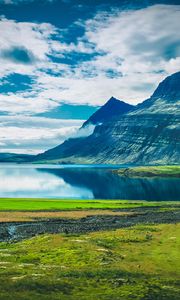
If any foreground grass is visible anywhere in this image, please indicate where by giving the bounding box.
[116,165,180,177]
[0,223,179,300]
[0,198,179,211]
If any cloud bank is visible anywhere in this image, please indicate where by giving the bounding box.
[0,116,83,153]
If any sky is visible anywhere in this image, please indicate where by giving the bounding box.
[0,0,180,154]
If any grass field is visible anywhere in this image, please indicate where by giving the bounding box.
[0,223,179,300]
[116,165,180,177]
[0,198,179,299]
[0,198,178,211]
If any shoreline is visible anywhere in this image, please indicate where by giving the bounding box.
[114,165,180,178]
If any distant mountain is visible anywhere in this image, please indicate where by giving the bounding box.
[34,72,180,165]
[82,97,133,127]
[0,153,34,163]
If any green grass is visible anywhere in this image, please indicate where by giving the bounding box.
[0,223,179,300]
[0,198,179,211]
[0,198,179,299]
[116,165,180,177]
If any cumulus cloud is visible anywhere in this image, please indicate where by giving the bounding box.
[0,17,58,73]
[75,4,180,102]
[0,4,180,153]
[0,4,179,115]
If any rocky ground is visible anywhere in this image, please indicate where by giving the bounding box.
[1,205,179,242]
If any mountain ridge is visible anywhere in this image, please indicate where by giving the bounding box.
[82,97,134,127]
[35,72,180,165]
[35,97,134,162]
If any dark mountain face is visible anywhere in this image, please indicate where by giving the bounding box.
[152,72,180,101]
[35,72,180,165]
[35,97,134,162]
[82,97,133,127]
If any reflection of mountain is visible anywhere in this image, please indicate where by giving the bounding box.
[38,167,180,201]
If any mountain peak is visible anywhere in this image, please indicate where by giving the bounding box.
[34,72,180,165]
[152,71,180,100]
[82,97,134,127]
[106,96,129,106]
[108,96,120,102]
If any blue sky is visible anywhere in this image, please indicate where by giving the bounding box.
[0,0,180,153]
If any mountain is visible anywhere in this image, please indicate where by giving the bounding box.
[0,153,34,163]
[34,97,134,162]
[35,72,180,165]
[82,97,133,127]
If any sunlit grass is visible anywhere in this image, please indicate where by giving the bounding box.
[0,198,178,211]
[0,223,179,299]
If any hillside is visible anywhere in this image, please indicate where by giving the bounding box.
[35,72,180,165]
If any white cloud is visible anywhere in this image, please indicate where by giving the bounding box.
[72,123,96,138]
[0,5,180,112]
[0,93,55,114]
[0,168,93,198]
[75,4,180,102]
[0,4,179,153]
[0,116,84,153]
[0,16,58,76]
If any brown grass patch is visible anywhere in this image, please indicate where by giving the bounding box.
[0,210,133,222]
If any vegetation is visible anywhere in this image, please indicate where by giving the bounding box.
[0,210,135,222]
[116,165,180,177]
[0,198,179,211]
[0,198,179,299]
[0,223,179,299]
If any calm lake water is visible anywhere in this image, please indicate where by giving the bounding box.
[0,164,179,201]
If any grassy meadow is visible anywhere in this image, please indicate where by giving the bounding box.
[0,223,179,299]
[0,198,179,299]
[0,198,179,211]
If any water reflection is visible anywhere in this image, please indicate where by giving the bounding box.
[0,165,179,200]
[0,166,93,198]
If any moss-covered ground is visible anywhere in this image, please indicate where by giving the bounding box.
[0,223,179,300]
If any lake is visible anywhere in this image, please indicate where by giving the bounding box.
[0,164,179,201]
